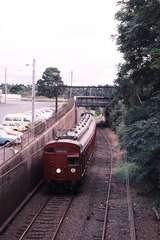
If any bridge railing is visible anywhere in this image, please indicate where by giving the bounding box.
[63,85,115,98]
[0,100,74,167]
[75,96,113,107]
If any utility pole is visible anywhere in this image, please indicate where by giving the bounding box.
[26,59,36,134]
[55,85,58,113]
[70,70,73,98]
[32,58,36,131]
[4,67,7,104]
[89,87,92,96]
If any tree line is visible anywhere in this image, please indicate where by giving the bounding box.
[110,0,160,189]
[0,67,64,98]
[1,67,110,98]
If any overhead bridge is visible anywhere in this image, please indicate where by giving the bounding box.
[75,96,113,108]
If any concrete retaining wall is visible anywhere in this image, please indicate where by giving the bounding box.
[0,104,76,229]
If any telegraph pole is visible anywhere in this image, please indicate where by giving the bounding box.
[89,87,92,96]
[32,58,36,131]
[70,70,73,98]
[4,67,7,104]
[55,85,58,113]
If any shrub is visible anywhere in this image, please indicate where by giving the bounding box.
[114,161,140,184]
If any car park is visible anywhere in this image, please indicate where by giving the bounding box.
[1,106,54,134]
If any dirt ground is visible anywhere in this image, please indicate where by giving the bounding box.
[106,128,160,239]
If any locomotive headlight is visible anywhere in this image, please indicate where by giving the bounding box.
[56,168,61,174]
[70,168,76,173]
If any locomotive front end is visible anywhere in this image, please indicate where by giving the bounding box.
[43,141,81,185]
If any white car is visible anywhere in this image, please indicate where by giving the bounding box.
[23,112,46,127]
[2,122,27,132]
[2,113,31,130]
[0,125,23,137]
[36,108,53,120]
[24,111,46,122]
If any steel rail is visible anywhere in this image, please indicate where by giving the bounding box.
[100,130,114,240]
[18,196,51,240]
[18,196,74,240]
[100,129,137,240]
[124,150,137,240]
[51,197,74,240]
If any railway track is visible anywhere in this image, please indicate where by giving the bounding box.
[100,130,113,240]
[0,126,139,240]
[95,128,137,240]
[124,150,137,240]
[16,195,73,240]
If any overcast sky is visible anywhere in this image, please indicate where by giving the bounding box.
[0,0,121,86]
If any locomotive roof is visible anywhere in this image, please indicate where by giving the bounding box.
[46,112,96,150]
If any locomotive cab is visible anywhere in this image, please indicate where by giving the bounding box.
[43,141,81,184]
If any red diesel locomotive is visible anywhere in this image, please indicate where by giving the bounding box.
[43,112,96,187]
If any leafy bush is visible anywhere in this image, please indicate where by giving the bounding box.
[112,93,160,188]
[114,161,140,184]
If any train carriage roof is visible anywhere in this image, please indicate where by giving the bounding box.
[44,112,96,152]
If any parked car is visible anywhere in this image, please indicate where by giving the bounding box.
[0,125,23,137]
[2,113,31,130]
[0,135,13,146]
[22,112,46,127]
[2,121,27,132]
[0,129,21,145]
[36,108,53,120]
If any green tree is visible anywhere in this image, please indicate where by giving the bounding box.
[0,83,32,96]
[37,67,64,112]
[112,0,160,188]
[115,0,160,104]
[10,84,26,94]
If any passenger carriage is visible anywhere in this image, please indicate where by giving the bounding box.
[43,112,96,187]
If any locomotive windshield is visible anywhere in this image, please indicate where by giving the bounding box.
[68,157,79,165]
[46,147,55,152]
[45,147,67,153]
